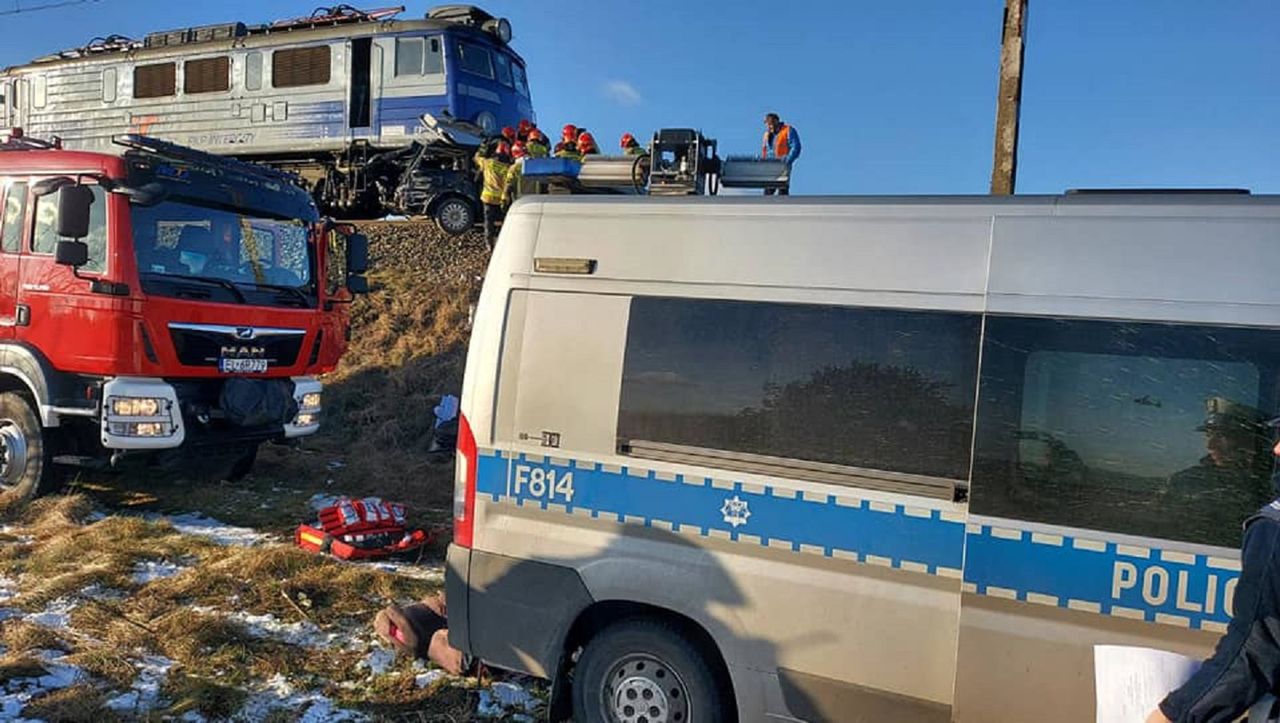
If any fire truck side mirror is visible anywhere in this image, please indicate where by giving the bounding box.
[346,233,369,275]
[346,274,370,295]
[55,240,89,268]
[56,185,95,240]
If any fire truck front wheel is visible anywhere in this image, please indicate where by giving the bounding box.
[0,392,60,501]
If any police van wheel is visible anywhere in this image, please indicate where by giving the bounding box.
[434,197,475,236]
[573,619,727,723]
[0,392,55,502]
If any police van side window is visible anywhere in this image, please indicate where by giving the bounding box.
[970,315,1280,549]
[32,185,107,273]
[1,181,27,253]
[617,297,982,485]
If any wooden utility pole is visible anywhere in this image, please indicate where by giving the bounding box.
[990,0,1028,195]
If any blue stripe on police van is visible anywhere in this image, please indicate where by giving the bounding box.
[474,449,965,576]
[963,522,1239,632]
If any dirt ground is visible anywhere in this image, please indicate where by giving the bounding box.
[0,224,541,721]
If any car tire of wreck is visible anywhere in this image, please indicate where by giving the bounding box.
[0,392,59,501]
[573,618,727,723]
[432,196,476,237]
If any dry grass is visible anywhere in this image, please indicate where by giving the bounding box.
[1,619,68,654]
[0,653,49,683]
[20,683,121,722]
[161,671,249,719]
[0,505,215,610]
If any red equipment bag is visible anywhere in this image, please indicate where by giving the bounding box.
[296,496,434,560]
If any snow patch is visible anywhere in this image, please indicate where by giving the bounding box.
[415,669,447,688]
[0,649,87,719]
[369,561,444,583]
[358,647,396,676]
[236,674,365,722]
[156,513,269,546]
[105,655,174,714]
[27,597,79,628]
[131,560,187,584]
[477,681,539,720]
[0,576,18,604]
[228,611,338,648]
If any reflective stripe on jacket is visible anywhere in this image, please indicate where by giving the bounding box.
[474,154,511,206]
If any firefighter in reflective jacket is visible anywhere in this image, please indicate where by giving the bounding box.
[503,141,536,207]
[473,141,512,250]
[526,129,550,158]
[620,132,647,156]
[761,112,801,195]
[1148,415,1280,723]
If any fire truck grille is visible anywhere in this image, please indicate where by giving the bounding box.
[168,323,306,368]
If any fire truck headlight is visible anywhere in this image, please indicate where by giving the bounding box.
[294,412,318,427]
[300,392,322,412]
[110,397,165,417]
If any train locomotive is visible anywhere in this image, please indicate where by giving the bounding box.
[0,4,533,232]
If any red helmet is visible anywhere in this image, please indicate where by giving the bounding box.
[620,132,636,148]
[511,141,527,158]
[576,132,596,152]
[518,119,532,133]
[496,141,511,157]
[501,126,516,141]
[561,124,578,140]
[529,128,547,144]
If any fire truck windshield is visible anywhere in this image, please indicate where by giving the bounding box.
[131,200,315,308]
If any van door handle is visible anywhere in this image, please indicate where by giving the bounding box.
[16,305,30,326]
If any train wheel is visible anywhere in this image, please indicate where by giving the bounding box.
[434,197,476,236]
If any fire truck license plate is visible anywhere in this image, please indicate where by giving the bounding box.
[218,358,269,373]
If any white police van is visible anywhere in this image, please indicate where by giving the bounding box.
[446,193,1280,722]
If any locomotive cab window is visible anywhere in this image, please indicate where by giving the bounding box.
[494,53,513,87]
[272,46,331,88]
[134,63,176,99]
[185,57,230,94]
[512,63,530,98]
[457,42,493,79]
[395,37,443,77]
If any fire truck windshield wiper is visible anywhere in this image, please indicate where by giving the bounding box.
[241,282,311,307]
[141,271,247,304]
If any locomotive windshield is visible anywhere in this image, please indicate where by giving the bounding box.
[131,200,315,308]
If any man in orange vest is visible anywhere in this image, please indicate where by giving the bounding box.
[761,112,801,195]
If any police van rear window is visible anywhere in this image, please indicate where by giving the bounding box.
[617,297,982,485]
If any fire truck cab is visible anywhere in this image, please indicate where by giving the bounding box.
[0,129,368,498]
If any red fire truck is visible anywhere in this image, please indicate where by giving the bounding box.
[0,129,368,499]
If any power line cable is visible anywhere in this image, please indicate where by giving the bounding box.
[1,0,102,18]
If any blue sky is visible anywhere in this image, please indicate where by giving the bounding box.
[3,0,1277,195]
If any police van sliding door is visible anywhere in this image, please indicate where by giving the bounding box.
[611,296,981,722]
[952,215,1280,722]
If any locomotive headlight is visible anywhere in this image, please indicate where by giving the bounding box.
[300,392,322,412]
[495,18,512,43]
[110,397,164,417]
